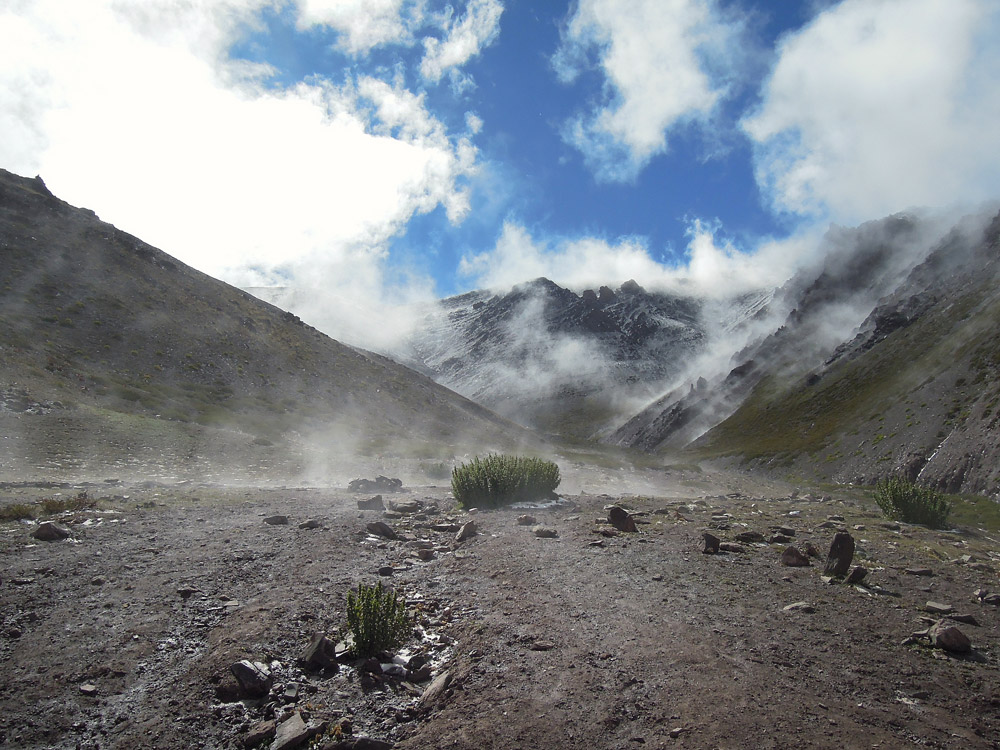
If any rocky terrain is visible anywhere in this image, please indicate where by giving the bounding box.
[2,470,1000,749]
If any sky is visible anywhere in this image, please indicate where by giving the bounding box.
[2,0,1000,348]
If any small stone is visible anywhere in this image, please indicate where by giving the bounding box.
[774,526,796,537]
[455,521,477,543]
[177,587,200,599]
[263,515,288,526]
[516,514,536,526]
[418,669,453,709]
[783,601,815,613]
[385,498,420,514]
[271,712,310,750]
[845,565,868,585]
[769,534,792,544]
[529,640,556,651]
[244,720,276,749]
[31,521,70,541]
[230,660,273,698]
[366,521,397,540]
[79,683,98,696]
[925,601,955,615]
[608,506,637,533]
[718,542,745,553]
[532,526,558,538]
[983,594,1000,606]
[948,613,979,626]
[415,549,435,561]
[735,531,765,544]
[781,546,811,567]
[298,519,322,530]
[669,727,684,739]
[823,532,855,577]
[702,532,720,554]
[905,568,934,577]
[300,633,339,672]
[929,621,971,653]
[90,576,105,586]
[358,495,385,510]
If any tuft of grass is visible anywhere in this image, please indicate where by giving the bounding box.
[451,453,560,509]
[346,581,410,657]
[0,503,36,522]
[873,476,952,529]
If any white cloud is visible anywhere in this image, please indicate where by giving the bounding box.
[0,0,478,346]
[554,0,743,182]
[459,220,804,298]
[296,0,424,55]
[420,0,503,83]
[743,0,1000,223]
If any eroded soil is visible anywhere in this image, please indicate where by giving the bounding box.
[1,470,999,749]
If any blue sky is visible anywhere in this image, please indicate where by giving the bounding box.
[2,1,1000,347]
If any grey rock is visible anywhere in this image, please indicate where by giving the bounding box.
[925,601,955,615]
[516,514,537,526]
[358,495,385,510]
[929,621,971,653]
[378,566,394,576]
[781,546,812,567]
[532,526,558,538]
[905,568,934,577]
[300,633,339,671]
[718,542,745,553]
[845,565,868,585]
[245,720,276,749]
[735,530,765,544]
[607,506,637,533]
[783,601,816,613]
[79,683,98,696]
[418,669,453,709]
[298,519,322,530]
[230,660,273,698]
[769,534,793,545]
[264,515,289,526]
[31,521,70,541]
[823,532,855,577]
[366,521,397,540]
[270,712,309,750]
[385,498,421,514]
[702,532,720,554]
[455,521,477,543]
[415,548,435,561]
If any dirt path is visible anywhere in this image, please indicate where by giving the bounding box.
[1,478,998,749]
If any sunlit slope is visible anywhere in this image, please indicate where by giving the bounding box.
[692,213,1000,496]
[0,169,535,479]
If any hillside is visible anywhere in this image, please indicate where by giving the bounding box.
[0,169,536,483]
[653,210,1000,496]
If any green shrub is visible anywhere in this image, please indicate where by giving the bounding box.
[873,476,952,528]
[346,581,410,657]
[0,503,35,522]
[451,453,561,509]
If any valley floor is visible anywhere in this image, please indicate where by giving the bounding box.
[1,471,999,749]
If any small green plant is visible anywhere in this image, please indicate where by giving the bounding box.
[873,476,952,528]
[451,453,561,509]
[0,503,36,522]
[346,581,410,657]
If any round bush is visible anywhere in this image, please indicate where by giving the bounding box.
[873,476,952,529]
[451,453,560,509]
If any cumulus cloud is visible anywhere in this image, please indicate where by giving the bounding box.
[459,220,807,298]
[743,0,1000,223]
[419,0,503,83]
[296,0,424,55]
[0,0,478,346]
[554,0,743,182]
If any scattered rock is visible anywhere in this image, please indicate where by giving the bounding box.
[781,546,811,567]
[300,633,339,672]
[298,519,322,530]
[823,532,855,577]
[418,669,453,710]
[230,660,273,698]
[803,543,820,558]
[769,534,793,544]
[529,640,556,651]
[271,711,310,750]
[177,586,201,599]
[925,601,955,615]
[702,532,720,554]
[415,548,435,561]
[385,498,420,514]
[607,506,637,533]
[929,621,971,653]
[532,526,558,538]
[455,521,477,543]
[263,515,289,526]
[79,683,98,696]
[905,568,934,577]
[378,566,394,576]
[516,514,536,526]
[718,542,745,553]
[357,495,384,510]
[244,720,277,749]
[366,521,397,540]
[845,565,868,585]
[31,521,70,541]
[331,738,394,750]
[783,601,815,613]
[349,476,403,493]
[948,613,980,626]
[735,531,765,544]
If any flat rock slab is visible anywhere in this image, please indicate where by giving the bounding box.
[824,532,855,577]
[271,712,309,750]
[781,546,811,567]
[455,521,477,542]
[925,601,955,615]
[263,515,288,526]
[31,521,70,541]
[357,495,384,510]
[783,601,816,613]
[929,622,971,653]
[366,521,397,540]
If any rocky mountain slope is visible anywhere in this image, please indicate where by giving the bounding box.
[401,277,770,438]
[0,169,535,482]
[615,209,1000,497]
